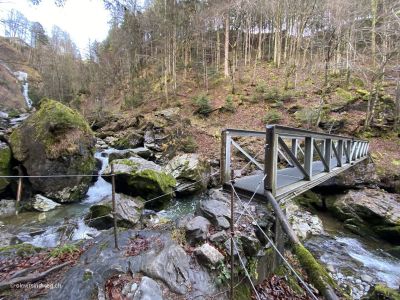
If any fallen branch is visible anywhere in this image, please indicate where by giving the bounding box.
[0,261,71,291]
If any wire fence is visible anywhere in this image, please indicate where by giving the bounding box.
[4,159,318,299]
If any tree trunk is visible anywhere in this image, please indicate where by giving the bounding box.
[224,13,230,78]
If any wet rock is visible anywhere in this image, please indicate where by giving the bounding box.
[216,216,230,229]
[210,231,228,243]
[361,274,373,284]
[0,141,11,193]
[199,199,230,227]
[208,189,229,203]
[9,99,96,203]
[185,216,210,245]
[287,201,324,240]
[195,243,224,266]
[363,283,400,300]
[85,193,143,229]
[103,157,176,209]
[165,154,210,196]
[333,188,400,243]
[133,276,163,300]
[32,194,61,212]
[0,199,15,216]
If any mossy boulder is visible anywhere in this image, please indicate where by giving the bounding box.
[9,99,96,202]
[362,284,400,300]
[85,193,144,229]
[0,141,11,193]
[103,157,176,209]
[165,154,210,196]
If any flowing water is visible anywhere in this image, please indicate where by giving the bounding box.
[14,71,33,109]
[305,212,400,298]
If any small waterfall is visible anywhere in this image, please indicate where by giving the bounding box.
[14,71,33,109]
[84,150,113,203]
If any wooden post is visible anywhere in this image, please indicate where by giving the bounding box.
[230,169,234,300]
[265,126,277,195]
[304,137,313,180]
[337,140,343,167]
[15,177,22,216]
[111,164,119,250]
[291,138,298,158]
[221,130,232,184]
[324,138,332,172]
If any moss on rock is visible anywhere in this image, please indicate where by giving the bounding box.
[9,99,96,202]
[0,142,11,193]
[363,284,400,300]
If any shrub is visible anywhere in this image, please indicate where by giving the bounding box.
[294,108,321,126]
[336,87,355,104]
[193,94,212,116]
[180,136,198,153]
[223,95,235,112]
[255,81,267,93]
[264,87,279,101]
[263,109,282,124]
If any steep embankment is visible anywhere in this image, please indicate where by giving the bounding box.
[0,37,41,113]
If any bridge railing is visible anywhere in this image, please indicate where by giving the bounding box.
[221,125,369,198]
[264,125,369,196]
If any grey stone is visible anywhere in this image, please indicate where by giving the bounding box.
[0,200,15,217]
[32,194,61,212]
[133,277,163,300]
[216,216,230,229]
[210,231,228,243]
[185,216,211,245]
[361,274,373,284]
[165,154,210,195]
[195,243,224,266]
[200,199,231,225]
[86,193,143,230]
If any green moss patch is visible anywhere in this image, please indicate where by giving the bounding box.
[364,284,400,300]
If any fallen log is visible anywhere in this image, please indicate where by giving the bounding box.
[0,261,71,291]
[264,190,340,300]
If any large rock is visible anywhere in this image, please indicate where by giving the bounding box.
[85,193,143,229]
[333,188,400,244]
[321,160,379,189]
[103,157,176,209]
[0,141,11,193]
[32,194,60,212]
[9,99,96,202]
[0,199,15,217]
[165,154,210,195]
[185,216,211,245]
[111,129,144,150]
[199,199,231,229]
[133,277,163,300]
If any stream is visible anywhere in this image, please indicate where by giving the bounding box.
[0,149,399,299]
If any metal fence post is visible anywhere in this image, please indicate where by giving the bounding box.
[265,126,277,195]
[230,169,235,300]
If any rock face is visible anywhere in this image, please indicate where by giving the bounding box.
[9,99,96,202]
[185,216,211,245]
[85,193,144,229]
[32,194,61,212]
[165,154,210,195]
[333,188,400,244]
[321,160,379,189]
[103,157,176,209]
[0,199,15,216]
[0,141,11,193]
[45,230,222,300]
[287,201,324,240]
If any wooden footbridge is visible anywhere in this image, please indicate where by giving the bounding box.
[221,125,369,201]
